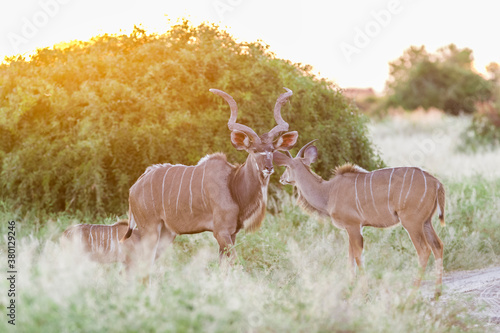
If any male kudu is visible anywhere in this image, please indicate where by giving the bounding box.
[122,88,298,271]
[274,140,446,297]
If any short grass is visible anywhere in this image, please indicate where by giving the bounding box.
[0,113,498,332]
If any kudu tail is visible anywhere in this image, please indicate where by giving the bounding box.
[120,208,136,242]
[437,183,446,226]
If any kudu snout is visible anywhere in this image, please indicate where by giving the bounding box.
[279,171,292,185]
[258,151,275,177]
[264,156,274,176]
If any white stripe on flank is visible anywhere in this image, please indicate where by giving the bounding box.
[189,166,197,214]
[141,181,148,214]
[176,167,188,214]
[149,168,157,214]
[420,168,427,203]
[98,227,101,251]
[201,162,207,207]
[168,167,179,206]
[105,227,109,252]
[89,225,94,252]
[108,227,112,252]
[354,174,361,212]
[398,168,409,208]
[369,172,380,215]
[110,227,115,253]
[116,227,122,255]
[404,169,415,207]
[103,227,107,252]
[102,227,106,252]
[354,174,365,219]
[101,227,104,252]
[161,166,173,221]
[387,168,395,215]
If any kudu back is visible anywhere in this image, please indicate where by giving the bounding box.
[122,88,298,270]
[274,141,446,297]
[62,220,141,265]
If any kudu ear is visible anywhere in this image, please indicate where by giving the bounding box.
[230,130,252,150]
[273,151,292,166]
[302,145,318,166]
[273,131,298,151]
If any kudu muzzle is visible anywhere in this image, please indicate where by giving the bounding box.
[261,152,274,177]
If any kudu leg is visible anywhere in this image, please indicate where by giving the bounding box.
[213,207,238,264]
[145,224,163,286]
[155,224,176,260]
[345,226,364,278]
[132,222,163,284]
[214,230,237,264]
[401,219,431,289]
[423,218,444,297]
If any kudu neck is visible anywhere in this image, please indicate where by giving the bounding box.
[295,165,330,215]
[238,154,268,188]
[231,154,268,203]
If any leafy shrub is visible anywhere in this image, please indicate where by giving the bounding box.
[0,21,382,216]
[463,102,500,149]
[386,44,493,115]
[462,62,500,149]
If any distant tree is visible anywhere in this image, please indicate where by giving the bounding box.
[386,44,493,115]
[486,62,500,83]
[463,61,500,149]
[0,21,382,216]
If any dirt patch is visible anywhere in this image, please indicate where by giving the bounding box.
[426,266,500,331]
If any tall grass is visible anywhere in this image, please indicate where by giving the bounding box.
[369,111,500,270]
[0,204,485,332]
[1,113,498,332]
[369,110,500,180]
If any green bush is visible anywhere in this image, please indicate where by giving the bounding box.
[0,21,382,216]
[462,62,500,149]
[386,44,493,115]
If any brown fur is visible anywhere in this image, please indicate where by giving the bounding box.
[333,163,368,175]
[122,88,298,273]
[62,220,141,264]
[297,189,329,219]
[229,163,267,233]
[438,185,446,226]
[276,147,446,298]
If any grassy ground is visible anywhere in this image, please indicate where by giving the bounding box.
[1,112,499,332]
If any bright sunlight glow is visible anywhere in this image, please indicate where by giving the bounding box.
[0,0,498,91]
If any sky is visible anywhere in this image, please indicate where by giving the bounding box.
[0,0,498,92]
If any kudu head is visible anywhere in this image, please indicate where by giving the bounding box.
[210,88,299,180]
[273,139,318,185]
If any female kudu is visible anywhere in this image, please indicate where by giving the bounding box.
[62,220,141,266]
[274,140,446,297]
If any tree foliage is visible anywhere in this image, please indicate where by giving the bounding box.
[386,44,493,115]
[463,62,500,149]
[0,21,382,215]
